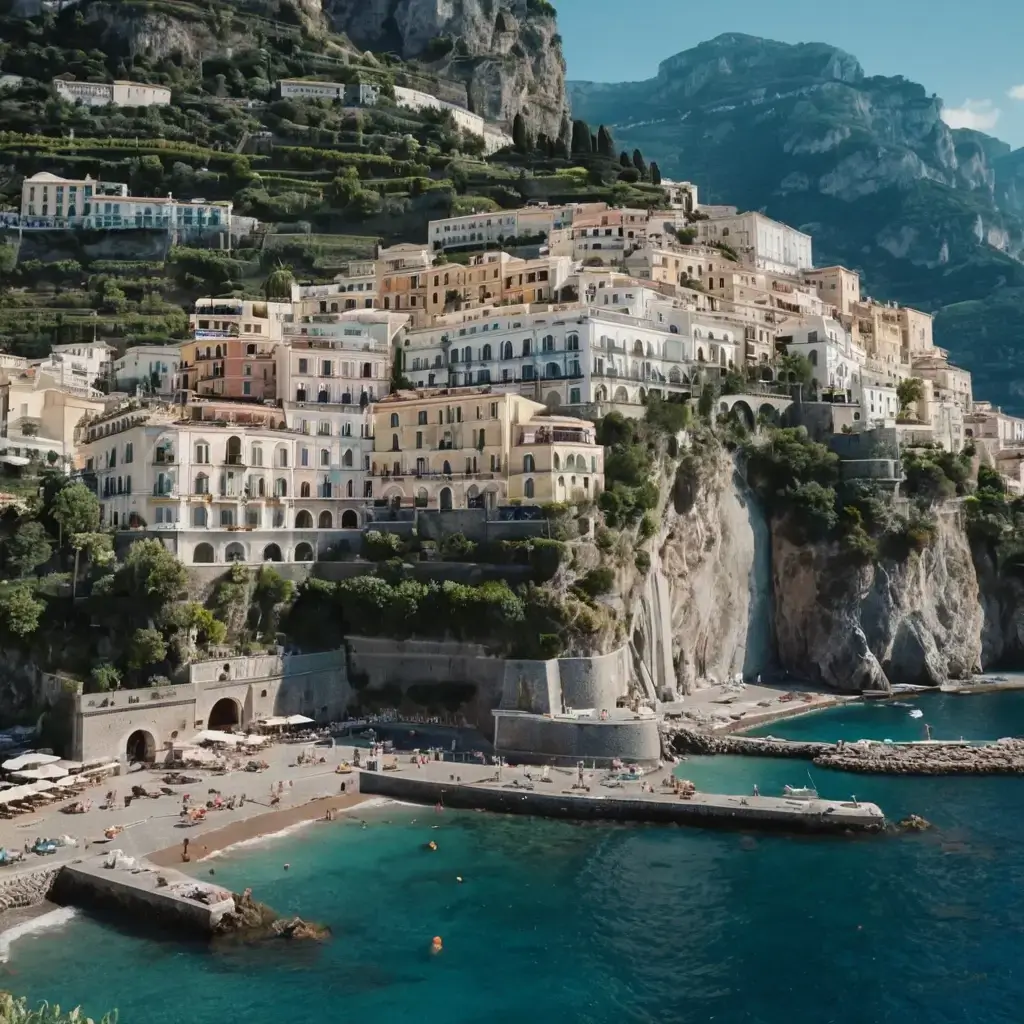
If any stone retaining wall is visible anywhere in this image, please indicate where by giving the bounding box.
[669,727,833,759]
[0,868,59,913]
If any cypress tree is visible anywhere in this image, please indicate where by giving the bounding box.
[650,161,662,185]
[619,151,631,168]
[512,113,528,153]
[570,119,592,154]
[597,124,614,157]
[632,149,647,177]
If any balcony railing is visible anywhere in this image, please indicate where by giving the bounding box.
[517,429,595,446]
[374,470,498,481]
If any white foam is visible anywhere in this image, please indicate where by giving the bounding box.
[0,906,78,962]
[200,797,397,860]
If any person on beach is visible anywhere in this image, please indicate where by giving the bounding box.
[181,838,190,863]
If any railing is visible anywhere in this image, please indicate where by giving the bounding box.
[374,470,497,481]
[517,429,594,446]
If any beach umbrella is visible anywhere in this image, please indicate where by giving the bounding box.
[285,715,314,726]
[13,764,68,781]
[2,753,60,772]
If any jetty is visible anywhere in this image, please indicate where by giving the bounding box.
[356,762,885,834]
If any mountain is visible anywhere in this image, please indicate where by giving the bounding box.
[569,33,1024,413]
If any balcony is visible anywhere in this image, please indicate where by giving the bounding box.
[151,486,179,499]
[517,428,595,446]
[374,469,497,481]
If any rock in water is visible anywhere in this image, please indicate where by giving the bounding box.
[214,888,330,942]
[897,815,932,832]
[271,917,332,941]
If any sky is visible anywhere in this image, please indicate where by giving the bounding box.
[555,0,1024,148]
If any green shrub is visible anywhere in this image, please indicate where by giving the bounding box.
[634,551,651,574]
[362,530,404,561]
[577,566,616,598]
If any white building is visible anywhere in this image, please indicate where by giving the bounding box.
[19,173,231,235]
[79,400,368,565]
[291,264,378,314]
[427,203,604,252]
[392,87,512,152]
[34,343,113,397]
[403,302,734,412]
[112,345,180,397]
[278,310,407,501]
[54,79,171,108]
[697,211,813,275]
[278,80,379,105]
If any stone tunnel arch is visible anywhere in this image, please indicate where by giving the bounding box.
[125,729,156,764]
[208,697,241,731]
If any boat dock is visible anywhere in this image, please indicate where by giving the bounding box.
[50,853,235,934]
[356,760,885,835]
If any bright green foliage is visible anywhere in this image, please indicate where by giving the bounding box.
[51,483,100,538]
[5,522,52,578]
[122,540,188,607]
[0,582,45,638]
[126,628,167,671]
[576,567,616,599]
[0,993,115,1024]
[897,377,925,418]
[89,663,122,693]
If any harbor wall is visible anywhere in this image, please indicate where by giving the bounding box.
[357,772,883,833]
[50,860,233,933]
[0,868,60,913]
[493,712,661,766]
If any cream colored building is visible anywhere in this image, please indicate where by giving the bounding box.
[697,211,813,275]
[371,389,603,509]
[79,397,368,564]
[803,266,861,317]
[54,79,171,108]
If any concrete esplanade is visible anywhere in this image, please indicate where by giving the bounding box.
[357,762,886,835]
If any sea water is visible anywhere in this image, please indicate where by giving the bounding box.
[6,692,1024,1024]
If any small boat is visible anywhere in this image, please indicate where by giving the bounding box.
[783,785,818,800]
[909,709,924,719]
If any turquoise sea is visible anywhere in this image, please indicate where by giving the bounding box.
[6,691,1024,1024]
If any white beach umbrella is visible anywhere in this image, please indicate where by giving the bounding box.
[2,753,61,772]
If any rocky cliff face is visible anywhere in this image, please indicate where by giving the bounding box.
[627,446,1018,694]
[326,0,567,135]
[772,513,983,691]
[631,445,774,696]
[569,33,1024,414]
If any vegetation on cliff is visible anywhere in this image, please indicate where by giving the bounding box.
[0,993,114,1024]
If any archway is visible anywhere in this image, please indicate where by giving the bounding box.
[545,390,562,410]
[193,542,215,564]
[758,403,781,427]
[263,543,282,562]
[341,510,358,528]
[295,510,313,529]
[125,729,156,764]
[731,400,755,431]
[440,487,453,510]
[295,542,314,562]
[318,510,333,529]
[225,542,246,562]
[208,697,241,731]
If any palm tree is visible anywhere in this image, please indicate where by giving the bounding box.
[263,262,295,300]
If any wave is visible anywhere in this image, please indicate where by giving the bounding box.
[0,906,78,962]
[200,797,399,860]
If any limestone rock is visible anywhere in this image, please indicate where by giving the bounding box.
[325,0,568,136]
[772,512,982,691]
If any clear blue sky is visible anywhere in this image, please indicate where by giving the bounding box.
[557,0,1024,148]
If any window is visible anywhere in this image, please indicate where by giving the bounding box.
[390,413,399,427]
[391,433,400,451]
[524,478,534,499]
[251,444,263,466]
[320,448,330,467]
[523,454,535,473]
[194,442,210,464]
[194,473,209,494]
[417,410,427,425]
[124,442,134,463]
[416,431,423,449]
[300,482,311,497]
[298,358,308,374]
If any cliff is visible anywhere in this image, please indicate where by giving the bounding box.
[326,0,568,135]
[568,33,1024,414]
[625,439,1018,695]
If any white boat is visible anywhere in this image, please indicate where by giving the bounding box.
[783,785,818,800]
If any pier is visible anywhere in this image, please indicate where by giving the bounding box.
[356,761,885,834]
[50,854,235,934]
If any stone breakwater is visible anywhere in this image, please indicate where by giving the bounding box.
[669,727,832,760]
[0,869,59,913]
[814,740,1024,775]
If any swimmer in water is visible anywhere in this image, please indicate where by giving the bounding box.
[430,936,443,955]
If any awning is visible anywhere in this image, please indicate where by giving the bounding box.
[259,716,289,728]
[192,730,246,746]
[13,765,69,781]
[2,753,61,771]
[285,715,314,726]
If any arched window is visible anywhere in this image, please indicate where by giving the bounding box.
[194,472,209,494]
[522,338,532,357]
[295,510,313,529]
[567,333,579,351]
[462,346,472,363]
[320,448,330,467]
[346,480,354,498]
[481,343,492,361]
[545,362,560,379]
[318,510,333,529]
[390,413,399,427]
[524,478,535,499]
[442,460,452,476]
[342,449,353,467]
[391,433,400,451]
[300,482,311,497]
[523,453,535,473]
[542,334,554,352]
[553,453,561,470]
[501,341,513,360]
[808,350,818,366]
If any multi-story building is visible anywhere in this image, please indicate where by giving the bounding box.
[179,299,292,399]
[551,207,652,264]
[427,203,606,251]
[803,266,862,318]
[19,173,231,235]
[79,397,367,565]
[33,342,113,397]
[370,388,603,509]
[278,79,379,105]
[403,300,734,412]
[278,310,408,501]
[777,317,866,402]
[965,401,1024,452]
[844,300,908,387]
[391,87,512,152]
[661,179,699,212]
[291,265,377,314]
[111,345,180,397]
[0,368,107,465]
[54,79,171,108]
[696,211,813,275]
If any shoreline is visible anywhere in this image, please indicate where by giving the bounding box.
[147,792,375,868]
